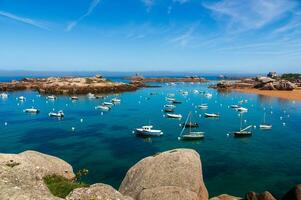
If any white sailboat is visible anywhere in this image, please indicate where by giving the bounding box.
[233,113,252,137]
[111,98,121,103]
[0,93,8,99]
[198,104,208,109]
[179,112,204,140]
[47,95,57,100]
[260,112,272,130]
[236,107,248,112]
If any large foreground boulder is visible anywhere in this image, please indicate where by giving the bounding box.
[282,184,301,200]
[245,191,276,200]
[66,183,133,200]
[0,151,75,200]
[119,149,208,200]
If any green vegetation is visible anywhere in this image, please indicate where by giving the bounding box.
[43,174,89,198]
[281,73,301,81]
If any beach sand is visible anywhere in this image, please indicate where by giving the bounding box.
[235,88,301,101]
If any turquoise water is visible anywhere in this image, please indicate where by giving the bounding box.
[0,79,301,198]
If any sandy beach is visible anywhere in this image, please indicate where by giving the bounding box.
[235,88,301,101]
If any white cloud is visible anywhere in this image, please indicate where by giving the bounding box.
[173,0,190,4]
[66,0,100,32]
[203,0,297,31]
[141,0,154,12]
[170,22,200,47]
[0,11,49,30]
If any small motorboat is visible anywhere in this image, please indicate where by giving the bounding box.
[198,104,208,109]
[70,96,78,100]
[193,89,199,94]
[166,97,176,102]
[95,105,110,111]
[204,113,220,118]
[164,104,176,108]
[172,100,182,104]
[205,93,212,98]
[236,107,248,112]
[18,96,26,101]
[135,125,163,137]
[47,95,57,100]
[87,93,96,99]
[166,113,182,119]
[164,108,174,113]
[49,110,64,118]
[111,98,121,103]
[0,93,8,99]
[230,105,240,108]
[24,108,40,113]
[182,91,189,95]
[103,102,114,106]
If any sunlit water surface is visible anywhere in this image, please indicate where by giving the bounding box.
[0,77,300,198]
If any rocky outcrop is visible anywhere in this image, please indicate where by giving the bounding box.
[119,149,208,200]
[0,76,141,95]
[66,183,133,200]
[282,184,301,200]
[127,76,208,83]
[0,151,75,200]
[245,191,276,200]
[210,194,242,200]
[213,76,297,91]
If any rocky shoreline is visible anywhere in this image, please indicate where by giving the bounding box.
[0,149,300,200]
[127,75,208,83]
[212,72,299,91]
[0,76,145,95]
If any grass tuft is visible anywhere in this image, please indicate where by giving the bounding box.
[44,174,89,198]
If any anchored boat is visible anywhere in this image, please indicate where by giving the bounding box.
[204,113,220,118]
[179,112,204,140]
[49,110,64,118]
[24,108,40,113]
[166,113,182,119]
[233,113,252,137]
[135,125,163,137]
[260,112,272,130]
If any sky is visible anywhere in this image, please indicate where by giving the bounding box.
[0,0,301,73]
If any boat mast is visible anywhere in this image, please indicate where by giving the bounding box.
[180,112,191,137]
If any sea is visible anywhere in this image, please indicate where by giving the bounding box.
[0,75,300,198]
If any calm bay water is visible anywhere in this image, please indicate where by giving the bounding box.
[0,77,301,198]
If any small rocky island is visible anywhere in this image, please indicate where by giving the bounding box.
[0,149,300,200]
[127,75,208,83]
[0,76,145,95]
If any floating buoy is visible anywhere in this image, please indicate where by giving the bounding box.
[72,127,75,131]
[4,122,7,126]
[280,116,283,120]
[271,111,273,114]
[66,104,68,107]
[101,112,103,115]
[227,133,230,137]
[52,108,55,111]
[282,122,286,126]
[80,118,83,123]
[254,125,256,129]
[244,120,247,123]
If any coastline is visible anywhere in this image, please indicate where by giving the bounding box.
[234,88,301,101]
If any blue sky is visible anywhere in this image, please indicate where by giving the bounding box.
[0,0,301,73]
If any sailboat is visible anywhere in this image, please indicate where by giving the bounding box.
[233,113,252,137]
[179,112,204,140]
[260,112,272,130]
